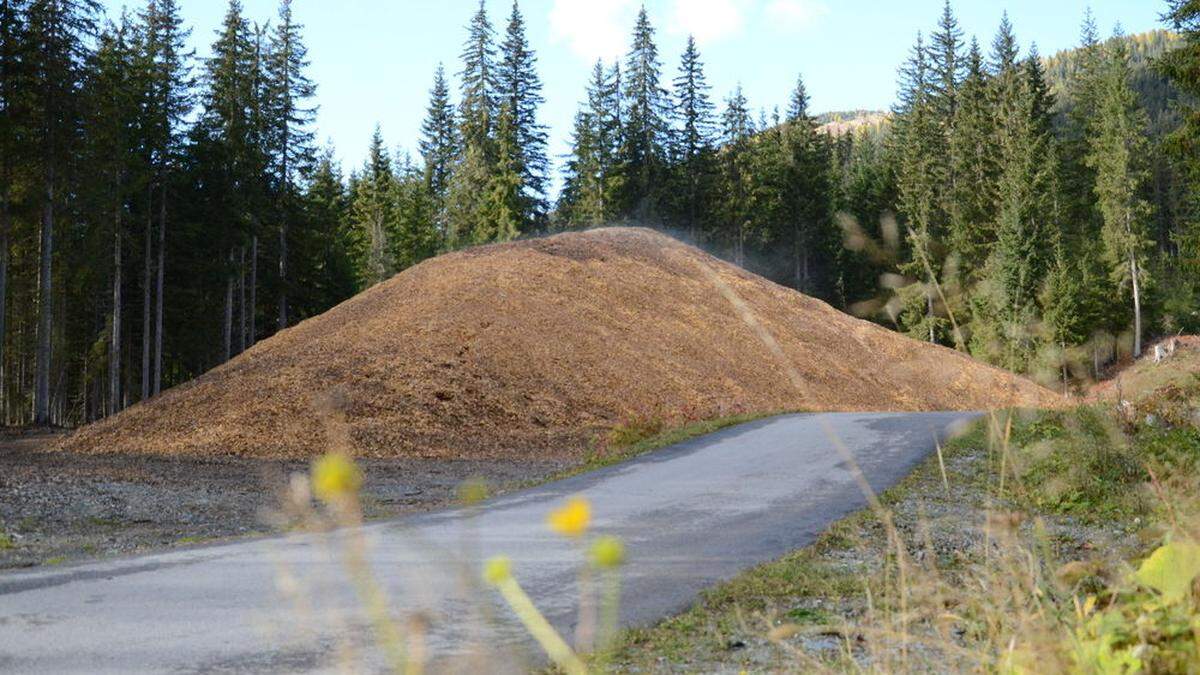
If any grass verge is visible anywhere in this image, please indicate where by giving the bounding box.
[601,378,1200,673]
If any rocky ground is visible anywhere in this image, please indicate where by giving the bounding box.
[0,429,566,570]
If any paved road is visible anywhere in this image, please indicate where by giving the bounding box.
[0,411,977,673]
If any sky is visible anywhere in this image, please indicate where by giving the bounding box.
[98,0,1164,191]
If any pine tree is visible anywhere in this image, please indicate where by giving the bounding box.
[266,0,317,332]
[497,0,547,229]
[1087,36,1153,358]
[670,36,716,241]
[419,64,457,203]
[620,7,669,224]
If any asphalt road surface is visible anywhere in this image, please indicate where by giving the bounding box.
[0,411,978,673]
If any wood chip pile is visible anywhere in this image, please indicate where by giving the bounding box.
[60,228,1063,459]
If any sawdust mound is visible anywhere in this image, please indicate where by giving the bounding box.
[62,228,1062,460]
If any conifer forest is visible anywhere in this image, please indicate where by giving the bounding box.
[1,0,1199,426]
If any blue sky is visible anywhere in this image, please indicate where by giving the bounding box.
[98,0,1163,187]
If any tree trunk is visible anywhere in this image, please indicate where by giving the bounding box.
[0,190,9,421]
[110,201,122,417]
[223,248,233,363]
[278,216,287,331]
[153,181,166,395]
[1130,254,1142,359]
[280,69,291,332]
[34,174,53,425]
[142,186,152,400]
[927,293,936,344]
[249,235,257,347]
[237,245,246,355]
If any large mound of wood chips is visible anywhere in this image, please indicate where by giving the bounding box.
[61,228,1063,459]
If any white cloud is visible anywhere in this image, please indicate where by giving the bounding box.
[668,0,750,45]
[764,0,829,31]
[549,0,638,64]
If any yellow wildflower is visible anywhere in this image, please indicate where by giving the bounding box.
[590,535,626,569]
[311,453,362,503]
[547,496,591,538]
[483,556,513,586]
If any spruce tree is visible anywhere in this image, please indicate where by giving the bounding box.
[141,0,191,392]
[349,126,396,285]
[86,14,144,415]
[781,75,835,297]
[620,7,669,224]
[458,0,496,154]
[419,64,458,203]
[558,106,598,228]
[265,0,317,332]
[891,32,947,343]
[946,38,997,273]
[558,61,624,228]
[990,12,1019,75]
[497,0,547,229]
[296,147,357,319]
[718,85,754,265]
[446,1,514,246]
[25,0,101,423]
[194,0,258,364]
[1160,0,1200,328]
[670,36,716,241]
[929,0,963,125]
[392,154,441,269]
[1087,36,1153,358]
[1060,9,1104,244]
[1039,244,1087,387]
[485,103,523,243]
[0,0,29,417]
[559,66,604,227]
[974,28,1060,370]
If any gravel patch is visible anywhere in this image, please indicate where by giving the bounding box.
[0,429,567,569]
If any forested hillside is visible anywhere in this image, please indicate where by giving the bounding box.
[1,0,1198,427]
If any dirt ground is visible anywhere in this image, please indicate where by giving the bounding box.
[0,429,567,570]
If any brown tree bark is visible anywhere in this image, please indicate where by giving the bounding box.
[142,186,152,400]
[110,200,122,416]
[34,173,53,425]
[153,181,166,395]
